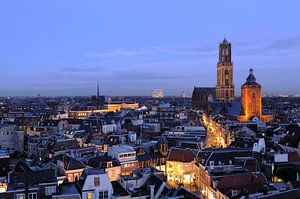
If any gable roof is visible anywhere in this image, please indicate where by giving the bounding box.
[193,87,215,95]
[279,135,300,148]
[216,173,266,192]
[168,148,196,162]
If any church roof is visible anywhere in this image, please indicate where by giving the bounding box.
[193,87,215,95]
[243,68,261,87]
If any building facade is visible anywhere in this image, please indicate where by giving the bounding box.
[152,89,164,98]
[237,69,273,122]
[216,38,235,102]
[0,124,24,155]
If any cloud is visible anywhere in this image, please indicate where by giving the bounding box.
[164,46,216,53]
[236,35,300,57]
[84,49,147,58]
[83,44,215,59]
[265,35,300,51]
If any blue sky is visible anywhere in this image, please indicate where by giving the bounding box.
[0,0,300,96]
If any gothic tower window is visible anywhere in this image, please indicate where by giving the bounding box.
[216,38,234,102]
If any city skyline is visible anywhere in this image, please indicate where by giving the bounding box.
[1,1,300,96]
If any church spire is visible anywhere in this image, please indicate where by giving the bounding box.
[97,82,99,99]
[97,83,100,108]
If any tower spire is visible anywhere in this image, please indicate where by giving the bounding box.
[97,83,100,108]
[97,82,99,98]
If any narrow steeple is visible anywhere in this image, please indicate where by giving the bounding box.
[97,83,100,108]
[97,82,100,99]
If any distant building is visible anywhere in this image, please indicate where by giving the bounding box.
[0,124,24,155]
[237,69,273,122]
[104,102,139,112]
[152,89,164,98]
[216,38,235,102]
[182,90,187,98]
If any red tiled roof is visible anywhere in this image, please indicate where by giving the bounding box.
[288,151,300,162]
[216,173,266,191]
[168,148,196,162]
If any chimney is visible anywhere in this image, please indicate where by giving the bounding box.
[149,184,155,199]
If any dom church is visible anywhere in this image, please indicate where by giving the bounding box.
[192,38,234,108]
[192,38,272,122]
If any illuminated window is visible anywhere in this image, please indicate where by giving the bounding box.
[16,194,25,199]
[86,192,92,199]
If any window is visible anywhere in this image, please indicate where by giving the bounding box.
[94,177,100,186]
[45,186,56,196]
[99,190,109,199]
[29,193,37,199]
[210,161,214,168]
[86,192,92,199]
[16,193,25,199]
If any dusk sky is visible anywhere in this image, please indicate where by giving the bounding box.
[1,1,300,96]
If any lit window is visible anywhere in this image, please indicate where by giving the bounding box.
[16,193,25,199]
[86,192,92,199]
[94,177,100,186]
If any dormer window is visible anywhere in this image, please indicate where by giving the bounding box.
[94,177,100,186]
[210,161,214,168]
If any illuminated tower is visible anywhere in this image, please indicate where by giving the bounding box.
[237,68,273,122]
[216,38,235,102]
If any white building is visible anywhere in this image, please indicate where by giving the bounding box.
[108,144,138,174]
[152,89,164,98]
[102,123,117,134]
[0,124,24,155]
[108,145,136,163]
[79,168,113,199]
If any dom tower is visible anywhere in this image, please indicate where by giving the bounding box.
[216,38,235,102]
